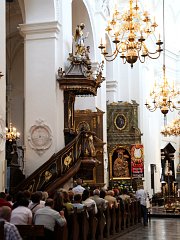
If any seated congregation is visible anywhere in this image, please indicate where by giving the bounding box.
[0,181,143,240]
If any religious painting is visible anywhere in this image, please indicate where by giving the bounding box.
[131,144,144,177]
[110,147,131,179]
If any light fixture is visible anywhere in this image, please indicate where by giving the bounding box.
[6,123,20,142]
[6,0,20,142]
[145,0,180,118]
[98,0,163,68]
[161,118,180,137]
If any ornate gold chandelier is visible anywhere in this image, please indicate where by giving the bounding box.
[98,0,163,68]
[6,123,20,142]
[161,118,180,136]
[145,0,180,116]
[145,66,180,115]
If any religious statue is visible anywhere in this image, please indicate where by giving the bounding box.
[10,144,19,165]
[74,23,89,56]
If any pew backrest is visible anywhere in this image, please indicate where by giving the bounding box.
[16,224,44,240]
[0,221,4,239]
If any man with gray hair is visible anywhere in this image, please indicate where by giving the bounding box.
[90,189,107,209]
[0,206,22,240]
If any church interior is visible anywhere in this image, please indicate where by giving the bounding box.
[0,0,180,238]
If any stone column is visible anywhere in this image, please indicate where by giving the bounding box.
[19,21,65,176]
[0,0,6,191]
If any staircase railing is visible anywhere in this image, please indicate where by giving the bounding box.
[12,131,97,195]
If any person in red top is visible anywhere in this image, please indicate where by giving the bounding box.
[0,192,12,208]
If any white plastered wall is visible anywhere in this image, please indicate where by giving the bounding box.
[17,0,73,176]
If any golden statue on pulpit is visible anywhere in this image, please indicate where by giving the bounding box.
[74,23,89,57]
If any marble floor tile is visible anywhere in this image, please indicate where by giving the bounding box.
[114,218,180,240]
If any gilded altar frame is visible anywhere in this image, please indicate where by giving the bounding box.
[109,145,132,180]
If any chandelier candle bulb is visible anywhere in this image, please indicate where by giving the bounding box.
[6,123,20,141]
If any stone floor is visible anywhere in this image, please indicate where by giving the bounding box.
[113,218,180,240]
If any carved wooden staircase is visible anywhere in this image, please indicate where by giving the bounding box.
[12,131,99,195]
[11,28,105,195]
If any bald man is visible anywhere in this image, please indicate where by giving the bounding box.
[0,206,22,240]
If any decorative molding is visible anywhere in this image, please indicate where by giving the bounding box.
[19,21,61,40]
[95,0,110,18]
[28,119,52,155]
[101,0,110,17]
[106,80,118,91]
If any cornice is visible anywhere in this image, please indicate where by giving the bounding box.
[18,21,61,40]
[106,80,118,89]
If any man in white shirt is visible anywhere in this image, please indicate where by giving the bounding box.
[82,189,98,214]
[34,198,66,239]
[72,178,85,195]
[136,185,148,226]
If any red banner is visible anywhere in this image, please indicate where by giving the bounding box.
[131,144,144,177]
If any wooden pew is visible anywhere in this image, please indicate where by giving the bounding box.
[122,202,128,230]
[67,206,89,240]
[115,203,122,233]
[67,208,79,240]
[131,200,136,226]
[103,205,111,238]
[87,204,98,240]
[0,221,4,239]
[129,201,134,226]
[77,206,89,240]
[124,201,131,228]
[16,224,44,240]
[110,204,116,235]
[96,205,106,240]
[54,223,68,240]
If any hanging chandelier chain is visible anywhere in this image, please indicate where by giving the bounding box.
[145,0,180,118]
[163,0,165,67]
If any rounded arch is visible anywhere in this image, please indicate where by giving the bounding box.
[17,0,25,22]
[72,0,95,61]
